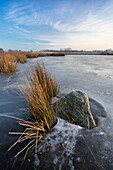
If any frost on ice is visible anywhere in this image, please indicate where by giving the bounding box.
[37,118,82,169]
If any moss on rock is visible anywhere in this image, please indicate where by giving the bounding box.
[54,91,96,128]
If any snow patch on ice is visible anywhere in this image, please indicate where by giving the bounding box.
[92,131,105,136]
[96,132,105,135]
[38,118,82,169]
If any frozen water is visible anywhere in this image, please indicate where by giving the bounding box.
[38,118,82,169]
[0,55,113,169]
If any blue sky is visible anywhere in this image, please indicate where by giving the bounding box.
[0,0,113,51]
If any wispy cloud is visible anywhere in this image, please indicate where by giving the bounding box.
[14,25,32,34]
[2,0,113,50]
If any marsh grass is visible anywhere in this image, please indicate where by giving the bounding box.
[38,52,65,57]
[0,62,58,159]
[35,62,60,102]
[14,52,27,63]
[18,63,57,130]
[25,52,66,58]
[25,52,39,58]
[0,53,17,73]
[0,51,65,73]
[25,52,65,58]
[0,52,27,73]
[0,114,45,159]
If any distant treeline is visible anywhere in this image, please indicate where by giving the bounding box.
[1,47,113,55]
[65,52,113,55]
[42,50,113,55]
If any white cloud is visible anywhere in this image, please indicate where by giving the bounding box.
[3,0,113,50]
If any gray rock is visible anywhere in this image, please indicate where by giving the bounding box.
[54,90,96,128]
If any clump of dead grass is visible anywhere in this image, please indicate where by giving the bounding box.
[25,52,65,58]
[0,114,45,159]
[25,52,39,58]
[0,52,27,73]
[35,62,60,102]
[0,51,65,74]
[0,53,17,73]
[13,52,27,63]
[19,63,57,130]
[0,61,59,159]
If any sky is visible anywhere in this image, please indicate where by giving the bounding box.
[0,0,113,51]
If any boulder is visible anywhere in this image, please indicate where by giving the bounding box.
[54,90,96,128]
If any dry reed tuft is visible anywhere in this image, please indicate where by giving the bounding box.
[38,52,65,57]
[0,53,17,73]
[0,62,58,158]
[0,114,45,159]
[18,63,57,130]
[25,52,39,58]
[0,51,65,73]
[35,62,60,102]
[0,52,27,73]
[13,52,27,63]
[25,52,65,58]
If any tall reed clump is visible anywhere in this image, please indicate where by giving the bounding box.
[25,52,39,58]
[35,62,60,102]
[0,53,17,73]
[14,52,27,63]
[19,63,58,130]
[0,52,27,73]
[1,62,59,158]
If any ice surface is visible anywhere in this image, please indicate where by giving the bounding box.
[37,118,82,168]
[1,55,113,168]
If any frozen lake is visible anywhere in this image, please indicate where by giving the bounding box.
[39,55,113,119]
[0,55,113,169]
[1,55,113,117]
